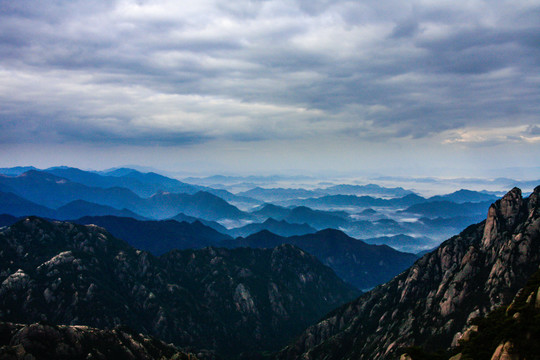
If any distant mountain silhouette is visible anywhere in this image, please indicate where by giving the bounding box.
[320,183,413,197]
[426,189,498,203]
[0,166,38,176]
[227,218,316,238]
[74,215,231,254]
[237,187,323,202]
[169,212,230,234]
[0,214,19,227]
[401,200,492,218]
[281,193,426,209]
[362,234,437,253]
[284,206,349,230]
[143,190,248,220]
[0,170,142,210]
[200,187,262,207]
[222,228,418,289]
[250,203,292,220]
[55,200,146,220]
[0,171,250,221]
[45,166,199,197]
[0,190,56,218]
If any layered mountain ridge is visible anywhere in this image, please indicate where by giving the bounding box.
[0,217,359,358]
[223,229,418,290]
[0,322,197,360]
[277,186,540,360]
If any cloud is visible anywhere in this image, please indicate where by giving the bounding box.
[527,125,540,135]
[0,0,539,152]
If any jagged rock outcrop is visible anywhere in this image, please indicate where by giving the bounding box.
[277,187,540,360]
[0,217,359,358]
[0,321,196,360]
[0,323,197,360]
[449,267,540,360]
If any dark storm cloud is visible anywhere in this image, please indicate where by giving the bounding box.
[0,0,539,148]
[391,20,419,39]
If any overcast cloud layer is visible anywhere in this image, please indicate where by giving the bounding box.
[0,0,539,175]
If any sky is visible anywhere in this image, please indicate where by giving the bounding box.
[0,0,539,178]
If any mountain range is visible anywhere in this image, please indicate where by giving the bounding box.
[74,216,232,255]
[0,171,247,221]
[68,214,417,289]
[1,165,539,359]
[0,167,503,251]
[226,218,316,238]
[0,217,359,358]
[44,166,200,197]
[277,186,540,360]
[223,229,419,290]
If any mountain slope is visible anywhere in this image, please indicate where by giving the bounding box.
[277,186,540,360]
[222,228,418,290]
[0,172,249,221]
[0,190,56,218]
[227,218,316,238]
[169,212,230,234]
[0,217,359,358]
[290,194,426,209]
[444,267,540,360]
[0,214,19,227]
[45,166,200,197]
[0,322,196,360]
[284,206,348,230]
[143,190,248,220]
[427,189,499,204]
[74,215,231,254]
[320,184,413,197]
[400,200,492,218]
[0,171,143,210]
[237,187,322,202]
[250,204,292,220]
[55,200,146,220]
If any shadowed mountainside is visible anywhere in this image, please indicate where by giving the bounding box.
[0,217,359,358]
[222,228,418,290]
[277,186,540,360]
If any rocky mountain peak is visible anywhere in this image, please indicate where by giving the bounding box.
[277,187,540,360]
[0,217,359,358]
[527,185,540,218]
[481,187,526,249]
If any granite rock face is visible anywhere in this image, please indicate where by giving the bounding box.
[277,187,540,360]
[0,217,359,358]
[0,321,196,360]
[449,266,540,360]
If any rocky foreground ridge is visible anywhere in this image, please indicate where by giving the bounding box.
[0,321,196,360]
[448,267,540,360]
[0,217,359,358]
[277,186,540,360]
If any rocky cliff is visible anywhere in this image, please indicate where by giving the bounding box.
[448,267,540,360]
[0,321,196,360]
[277,186,540,360]
[0,217,359,358]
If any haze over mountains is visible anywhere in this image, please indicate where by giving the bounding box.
[0,166,515,254]
[0,217,359,358]
[0,164,539,359]
[278,187,540,360]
